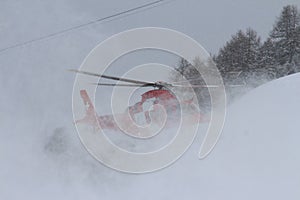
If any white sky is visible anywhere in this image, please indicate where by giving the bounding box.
[1,0,300,54]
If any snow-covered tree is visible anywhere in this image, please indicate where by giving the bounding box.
[270,5,300,72]
[215,28,261,85]
[257,38,277,79]
[259,38,276,67]
[171,57,213,112]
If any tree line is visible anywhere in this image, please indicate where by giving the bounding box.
[173,5,300,111]
[215,5,300,86]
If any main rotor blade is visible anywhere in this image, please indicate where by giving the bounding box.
[69,69,155,85]
[171,84,245,88]
[171,84,220,88]
[93,83,156,87]
[170,78,203,84]
[170,82,246,88]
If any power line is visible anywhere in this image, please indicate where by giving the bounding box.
[0,0,174,54]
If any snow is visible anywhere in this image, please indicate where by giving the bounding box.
[1,62,300,199]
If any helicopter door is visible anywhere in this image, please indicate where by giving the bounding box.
[133,98,156,126]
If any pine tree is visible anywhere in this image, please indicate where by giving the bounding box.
[171,58,212,112]
[259,38,276,67]
[258,38,277,79]
[243,28,261,83]
[215,28,261,85]
[270,5,300,69]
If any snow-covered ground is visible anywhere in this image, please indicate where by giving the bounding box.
[1,66,300,199]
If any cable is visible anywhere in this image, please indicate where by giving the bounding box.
[0,0,174,54]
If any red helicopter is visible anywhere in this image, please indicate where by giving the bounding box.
[71,70,212,136]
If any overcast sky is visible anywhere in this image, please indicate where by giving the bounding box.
[1,0,300,55]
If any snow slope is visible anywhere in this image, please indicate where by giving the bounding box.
[108,73,300,200]
[1,63,300,199]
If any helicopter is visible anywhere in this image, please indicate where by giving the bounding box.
[70,69,219,136]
